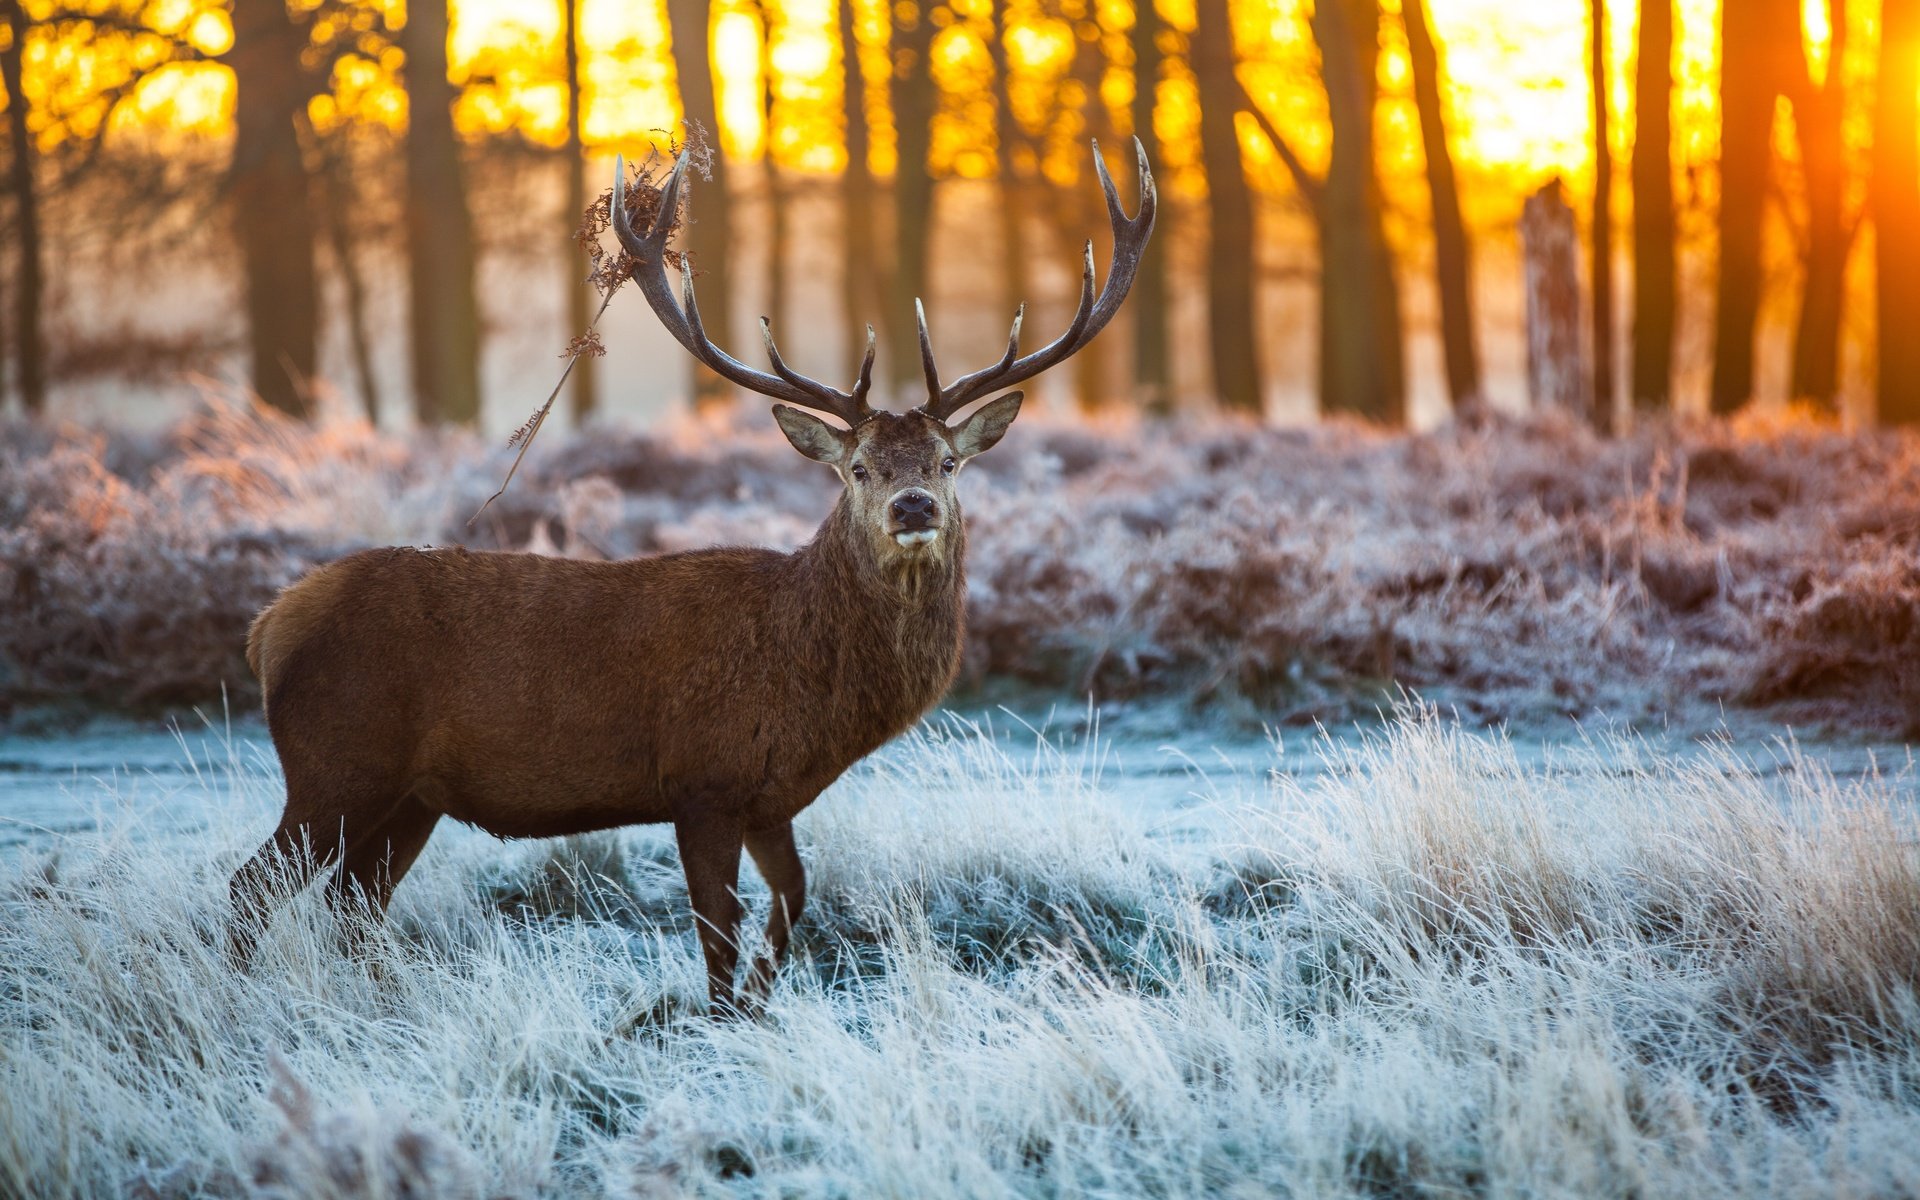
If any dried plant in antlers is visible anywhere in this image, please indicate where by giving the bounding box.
[470,127,712,526]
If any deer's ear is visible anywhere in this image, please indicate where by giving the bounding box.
[773,405,852,466]
[950,391,1023,460]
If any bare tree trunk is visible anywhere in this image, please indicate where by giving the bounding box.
[1876,0,1920,423]
[1631,0,1675,413]
[227,0,318,420]
[759,0,789,340]
[840,0,879,371]
[403,0,481,426]
[0,0,44,415]
[990,0,1030,332]
[317,138,382,424]
[1403,0,1480,414]
[886,3,937,399]
[1192,0,1262,414]
[563,0,598,423]
[668,0,735,412]
[1521,181,1591,416]
[1589,0,1614,432]
[1711,0,1795,414]
[1787,0,1849,413]
[1129,0,1170,413]
[1314,0,1404,423]
[1068,25,1111,412]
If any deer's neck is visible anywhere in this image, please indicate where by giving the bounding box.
[788,493,967,725]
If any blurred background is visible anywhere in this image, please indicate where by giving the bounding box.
[5,0,1916,435]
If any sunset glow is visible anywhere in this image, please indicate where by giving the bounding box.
[4,0,1899,220]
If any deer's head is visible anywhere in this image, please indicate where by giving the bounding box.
[611,138,1156,567]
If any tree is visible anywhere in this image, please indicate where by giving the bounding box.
[758,0,789,340]
[989,0,1029,342]
[840,0,879,371]
[403,0,482,426]
[1313,0,1404,421]
[563,0,597,423]
[2,2,214,416]
[667,0,735,411]
[315,132,382,424]
[1191,0,1262,414]
[1065,15,1114,411]
[1129,0,1170,412]
[1631,0,1675,413]
[1403,0,1481,414]
[0,0,43,415]
[1876,0,1920,423]
[1787,0,1854,412]
[1589,0,1613,430]
[228,0,321,419]
[1710,0,1796,414]
[885,0,938,399]
[1242,0,1404,422]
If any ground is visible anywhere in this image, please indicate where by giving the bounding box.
[2,709,1917,1197]
[6,402,1920,1195]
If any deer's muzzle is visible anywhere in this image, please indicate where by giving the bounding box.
[889,489,941,547]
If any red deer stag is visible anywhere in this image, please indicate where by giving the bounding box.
[229,139,1155,1014]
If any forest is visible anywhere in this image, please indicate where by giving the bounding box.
[3,0,1918,429]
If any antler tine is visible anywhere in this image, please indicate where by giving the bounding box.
[915,299,941,398]
[757,318,875,425]
[920,138,1157,421]
[852,325,877,405]
[612,147,874,426]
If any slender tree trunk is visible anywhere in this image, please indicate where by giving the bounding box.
[991,0,1030,333]
[563,0,598,423]
[1314,0,1404,422]
[0,0,44,415]
[839,0,879,371]
[886,3,938,399]
[1631,0,1675,413]
[227,0,318,419]
[1787,0,1848,412]
[1129,0,1170,412]
[668,0,735,411]
[1192,0,1261,413]
[403,0,481,426]
[759,0,789,340]
[1711,0,1795,413]
[1522,181,1592,416]
[1068,25,1111,412]
[1403,0,1480,414]
[1876,0,1920,423]
[1589,0,1614,431]
[318,139,382,424]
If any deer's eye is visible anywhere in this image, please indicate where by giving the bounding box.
[940,457,957,476]
[850,463,869,483]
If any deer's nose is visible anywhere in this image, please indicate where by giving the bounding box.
[890,489,939,529]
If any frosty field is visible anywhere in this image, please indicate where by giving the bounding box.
[8,403,1920,1196]
[3,708,1918,1198]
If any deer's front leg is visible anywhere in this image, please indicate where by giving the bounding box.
[741,822,806,1010]
[675,809,745,1017]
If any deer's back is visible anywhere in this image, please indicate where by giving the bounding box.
[250,545,840,834]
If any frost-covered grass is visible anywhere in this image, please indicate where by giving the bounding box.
[8,399,1920,727]
[3,712,1919,1198]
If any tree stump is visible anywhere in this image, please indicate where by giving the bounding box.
[1520,179,1591,421]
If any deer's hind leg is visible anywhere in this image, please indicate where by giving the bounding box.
[326,795,442,918]
[226,767,404,967]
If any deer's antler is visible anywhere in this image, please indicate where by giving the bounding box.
[612,151,876,427]
[917,138,1157,421]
